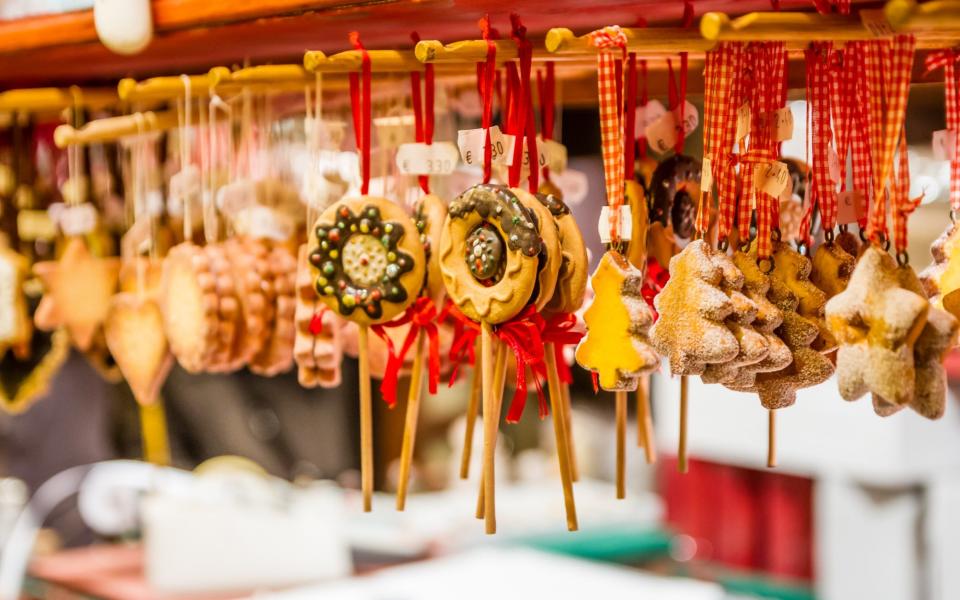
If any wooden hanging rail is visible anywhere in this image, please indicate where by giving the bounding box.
[118,71,225,103]
[0,87,117,114]
[221,64,314,85]
[305,49,425,73]
[545,27,713,55]
[415,39,519,63]
[54,110,178,148]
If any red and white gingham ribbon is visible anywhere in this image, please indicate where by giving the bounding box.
[799,42,836,243]
[588,26,627,244]
[703,42,743,240]
[926,49,960,213]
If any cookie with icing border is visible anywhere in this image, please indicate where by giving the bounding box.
[294,245,343,388]
[514,187,561,312]
[414,194,448,305]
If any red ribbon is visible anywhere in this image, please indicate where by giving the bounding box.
[371,296,441,408]
[498,306,548,423]
[348,31,372,195]
[666,52,689,155]
[478,15,498,184]
[440,300,480,384]
[507,14,537,193]
[537,62,556,181]
[641,257,670,319]
[541,312,584,385]
[409,32,435,195]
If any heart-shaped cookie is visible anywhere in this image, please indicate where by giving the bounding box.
[104,292,173,405]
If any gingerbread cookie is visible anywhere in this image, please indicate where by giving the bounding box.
[770,241,836,354]
[309,196,425,326]
[825,245,929,405]
[811,241,856,300]
[295,244,343,387]
[202,243,245,373]
[625,179,649,272]
[514,187,561,312]
[650,240,739,375]
[649,155,701,241]
[575,251,659,390]
[920,222,960,317]
[539,191,588,315]
[414,194,448,305]
[440,184,542,324]
[104,293,173,405]
[159,243,220,373]
[250,242,297,376]
[836,228,861,259]
[223,237,274,362]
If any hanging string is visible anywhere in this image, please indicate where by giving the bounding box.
[348,31,372,195]
[537,62,556,182]
[478,15,498,184]
[508,14,537,192]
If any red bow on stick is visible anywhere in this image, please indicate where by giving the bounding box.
[371,296,441,408]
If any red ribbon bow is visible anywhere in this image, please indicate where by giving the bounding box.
[371,296,441,408]
[498,306,548,423]
[440,300,480,384]
[541,312,585,385]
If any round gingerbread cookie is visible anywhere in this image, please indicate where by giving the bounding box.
[414,194,448,305]
[514,187,561,312]
[440,184,543,324]
[309,196,425,326]
[537,191,588,315]
[159,243,220,373]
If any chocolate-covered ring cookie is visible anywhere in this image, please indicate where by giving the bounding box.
[649,154,701,241]
[308,196,425,326]
[414,194,448,305]
[440,184,542,324]
[514,187,561,312]
[538,191,588,315]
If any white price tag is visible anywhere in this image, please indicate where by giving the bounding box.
[933,129,957,161]
[396,142,459,175]
[635,99,667,137]
[779,169,795,202]
[48,202,97,236]
[837,190,866,224]
[770,107,794,142]
[597,205,633,244]
[457,126,513,168]
[736,103,752,141]
[539,138,568,173]
[828,146,842,183]
[701,157,714,192]
[753,160,790,197]
[645,111,678,154]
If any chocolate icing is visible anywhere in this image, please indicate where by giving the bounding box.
[536,192,570,217]
[448,184,542,258]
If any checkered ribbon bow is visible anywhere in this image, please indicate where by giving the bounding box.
[926,49,960,214]
[588,26,627,244]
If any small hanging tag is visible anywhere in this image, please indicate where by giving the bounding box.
[770,107,794,142]
[674,100,700,139]
[645,111,679,154]
[598,205,633,243]
[539,138,568,173]
[779,170,795,202]
[828,146,842,183]
[753,160,790,197]
[48,202,97,236]
[396,142,459,175]
[635,99,667,138]
[457,126,513,168]
[736,103,752,141]
[933,129,957,161]
[374,114,414,150]
[837,190,867,224]
[701,157,714,192]
[16,209,56,242]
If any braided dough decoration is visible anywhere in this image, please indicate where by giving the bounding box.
[575,250,659,390]
[825,245,929,405]
[650,240,739,375]
[440,184,542,324]
[514,187,561,312]
[414,194,448,305]
[310,196,425,326]
[203,243,244,373]
[250,242,297,376]
[223,237,274,362]
[539,191,588,315]
[811,242,855,301]
[160,243,220,373]
[873,263,958,419]
[295,246,343,388]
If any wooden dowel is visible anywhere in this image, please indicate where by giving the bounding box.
[54,110,179,148]
[615,390,627,499]
[545,26,713,55]
[480,322,497,533]
[767,409,777,469]
[395,331,425,511]
[139,399,171,467]
[476,341,508,521]
[545,344,578,531]
[678,376,689,474]
[358,325,374,512]
[560,381,579,482]
[637,375,656,464]
[306,49,425,73]
[460,338,482,479]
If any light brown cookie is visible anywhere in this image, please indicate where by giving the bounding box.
[203,243,245,373]
[103,293,173,405]
[771,241,836,353]
[540,191,588,315]
[159,243,220,373]
[811,241,855,300]
[250,242,297,377]
[513,187,561,312]
[0,245,32,354]
[625,179,649,272]
[413,194,448,306]
[223,237,274,362]
[294,244,343,388]
[440,184,541,324]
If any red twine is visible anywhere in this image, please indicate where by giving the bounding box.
[409,32,435,194]
[478,15,498,184]
[348,31,372,195]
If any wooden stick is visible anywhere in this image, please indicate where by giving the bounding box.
[139,399,171,467]
[460,338,482,479]
[476,341,508,521]
[358,325,374,512]
[615,390,627,499]
[560,381,579,482]
[480,322,497,533]
[767,409,777,469]
[678,376,689,474]
[395,331,425,511]
[545,344,578,530]
[637,375,656,464]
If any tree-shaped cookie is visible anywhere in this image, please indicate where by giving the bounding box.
[650,240,739,375]
[771,241,836,354]
[748,242,835,409]
[825,245,929,405]
[575,251,659,390]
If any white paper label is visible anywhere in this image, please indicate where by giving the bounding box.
[753,160,790,197]
[933,129,957,161]
[598,205,633,243]
[736,103,752,141]
[779,170,795,202]
[457,126,513,168]
[828,146,842,183]
[770,107,794,142]
[48,202,97,236]
[540,138,568,173]
[837,190,866,224]
[701,157,714,191]
[396,142,459,175]
[635,99,667,137]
